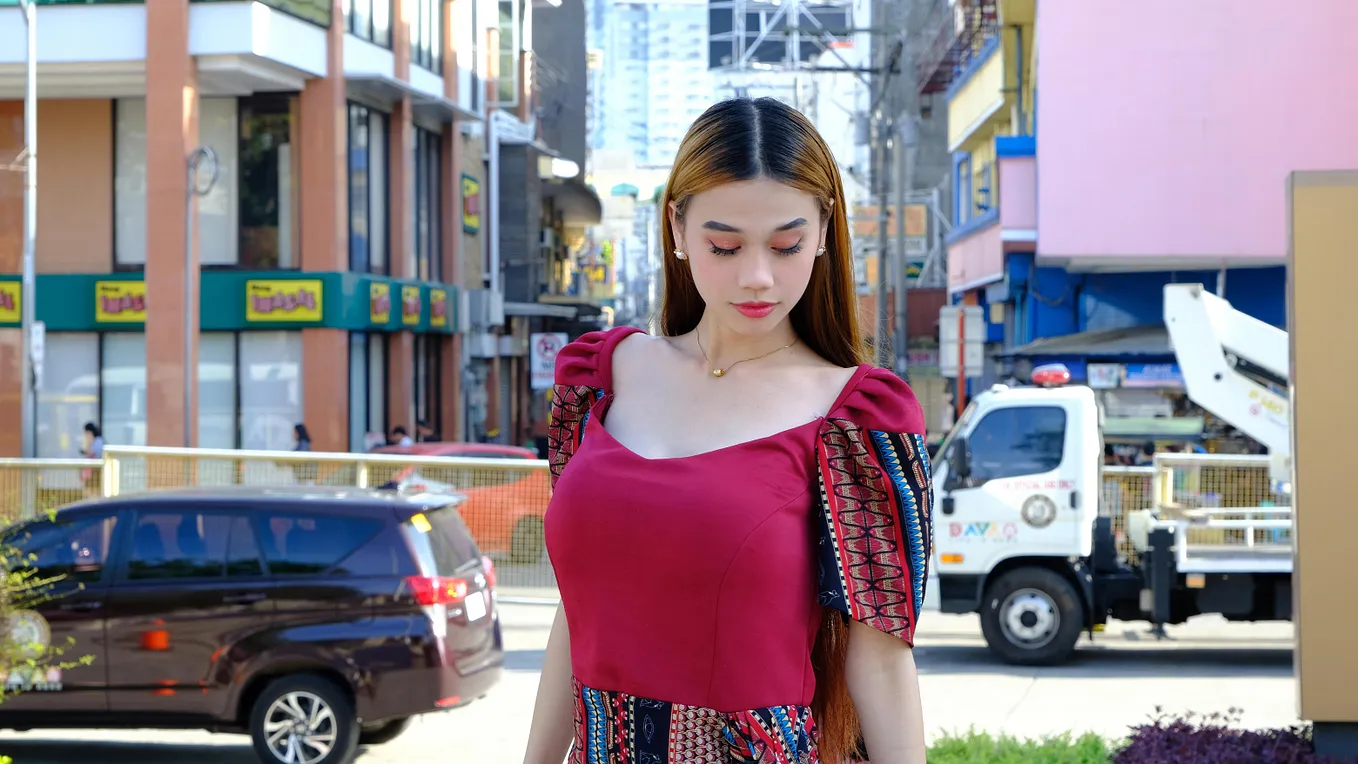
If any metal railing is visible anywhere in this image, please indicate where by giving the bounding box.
[2,445,556,597]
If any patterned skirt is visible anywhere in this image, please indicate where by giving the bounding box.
[569,678,819,764]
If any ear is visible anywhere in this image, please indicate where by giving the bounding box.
[667,200,684,244]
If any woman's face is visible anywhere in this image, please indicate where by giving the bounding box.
[671,178,828,335]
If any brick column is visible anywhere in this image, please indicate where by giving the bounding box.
[299,0,349,452]
[440,1,464,441]
[144,0,198,447]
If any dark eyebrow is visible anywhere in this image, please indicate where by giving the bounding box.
[700,218,808,233]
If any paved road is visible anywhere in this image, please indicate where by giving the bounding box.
[0,605,1296,762]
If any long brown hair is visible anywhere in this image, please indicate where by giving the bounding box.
[658,97,865,763]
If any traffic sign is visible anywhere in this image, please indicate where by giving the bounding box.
[529,332,568,390]
[938,305,985,379]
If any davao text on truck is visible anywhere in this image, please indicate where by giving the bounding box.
[930,283,1292,665]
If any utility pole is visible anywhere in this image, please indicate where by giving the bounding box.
[873,115,891,368]
[893,114,918,378]
[18,0,37,458]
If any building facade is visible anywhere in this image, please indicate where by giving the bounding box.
[0,0,591,458]
[928,0,1358,407]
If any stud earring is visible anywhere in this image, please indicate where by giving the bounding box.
[673,249,687,260]
[816,246,826,257]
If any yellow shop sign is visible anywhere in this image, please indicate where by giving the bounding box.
[401,285,422,326]
[95,281,147,323]
[245,279,322,322]
[430,289,448,328]
[370,283,391,323]
[0,282,19,323]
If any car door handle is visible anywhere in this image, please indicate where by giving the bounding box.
[1071,490,1080,509]
[58,601,101,612]
[223,593,267,604]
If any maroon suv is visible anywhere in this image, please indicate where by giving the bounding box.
[0,485,504,764]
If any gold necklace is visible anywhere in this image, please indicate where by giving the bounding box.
[695,326,797,377]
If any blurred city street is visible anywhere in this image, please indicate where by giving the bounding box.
[0,605,1297,762]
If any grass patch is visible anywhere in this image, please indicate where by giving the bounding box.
[927,729,1117,764]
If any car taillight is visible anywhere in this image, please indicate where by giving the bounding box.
[405,575,470,606]
[481,555,497,590]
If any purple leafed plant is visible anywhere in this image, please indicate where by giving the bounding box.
[1114,707,1355,764]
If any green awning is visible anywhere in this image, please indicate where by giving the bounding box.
[610,183,639,197]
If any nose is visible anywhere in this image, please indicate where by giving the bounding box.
[736,251,776,294]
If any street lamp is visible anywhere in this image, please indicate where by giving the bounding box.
[17,0,37,458]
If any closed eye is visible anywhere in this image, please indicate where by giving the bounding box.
[709,243,739,256]
[776,242,804,256]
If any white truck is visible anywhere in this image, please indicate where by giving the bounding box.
[931,283,1292,665]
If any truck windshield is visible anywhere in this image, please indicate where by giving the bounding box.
[935,399,979,464]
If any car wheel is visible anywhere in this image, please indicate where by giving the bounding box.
[979,567,1084,666]
[359,716,413,746]
[249,674,360,764]
[511,517,545,564]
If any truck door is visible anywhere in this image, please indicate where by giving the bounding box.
[936,399,1085,574]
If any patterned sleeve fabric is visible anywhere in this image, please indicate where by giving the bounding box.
[547,326,642,489]
[815,368,934,646]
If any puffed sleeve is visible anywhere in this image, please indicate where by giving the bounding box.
[815,367,933,646]
[546,326,642,488]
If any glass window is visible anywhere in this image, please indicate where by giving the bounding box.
[412,0,443,73]
[113,99,147,266]
[348,332,388,451]
[257,513,384,575]
[494,0,521,106]
[414,127,442,281]
[348,104,389,274]
[348,333,369,453]
[239,94,301,270]
[403,504,479,575]
[36,333,98,458]
[367,333,387,441]
[347,0,392,47]
[199,98,240,266]
[225,514,265,577]
[5,513,118,585]
[101,333,147,447]
[199,333,238,450]
[967,406,1068,482]
[414,335,441,439]
[126,511,234,581]
[239,332,303,451]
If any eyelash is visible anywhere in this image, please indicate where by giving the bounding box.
[708,242,804,257]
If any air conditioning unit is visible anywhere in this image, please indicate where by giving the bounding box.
[466,289,505,328]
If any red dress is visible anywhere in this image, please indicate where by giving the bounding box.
[545,327,934,764]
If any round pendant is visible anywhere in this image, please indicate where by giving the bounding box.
[712,369,725,377]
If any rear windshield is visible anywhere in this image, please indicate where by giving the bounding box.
[403,504,481,576]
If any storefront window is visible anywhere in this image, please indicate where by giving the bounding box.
[348,333,389,451]
[239,332,303,451]
[199,333,238,450]
[347,0,392,47]
[349,103,390,274]
[239,95,301,269]
[36,334,98,459]
[414,335,442,440]
[414,127,442,281]
[100,334,148,447]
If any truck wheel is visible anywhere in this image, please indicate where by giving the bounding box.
[980,567,1083,666]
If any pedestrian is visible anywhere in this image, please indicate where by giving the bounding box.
[390,426,414,447]
[523,98,931,764]
[79,422,104,494]
[290,423,316,484]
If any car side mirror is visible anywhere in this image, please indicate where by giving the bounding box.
[950,433,971,481]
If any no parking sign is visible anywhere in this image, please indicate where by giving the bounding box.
[530,332,568,390]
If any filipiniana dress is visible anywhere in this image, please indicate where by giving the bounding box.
[544,326,933,764]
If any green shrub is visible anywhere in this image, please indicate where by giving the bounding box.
[927,728,1117,764]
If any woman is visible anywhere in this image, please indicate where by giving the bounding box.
[524,98,932,764]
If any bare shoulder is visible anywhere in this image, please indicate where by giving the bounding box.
[610,330,671,388]
[787,348,862,415]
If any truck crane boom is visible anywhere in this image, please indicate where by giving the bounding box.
[1163,283,1291,489]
